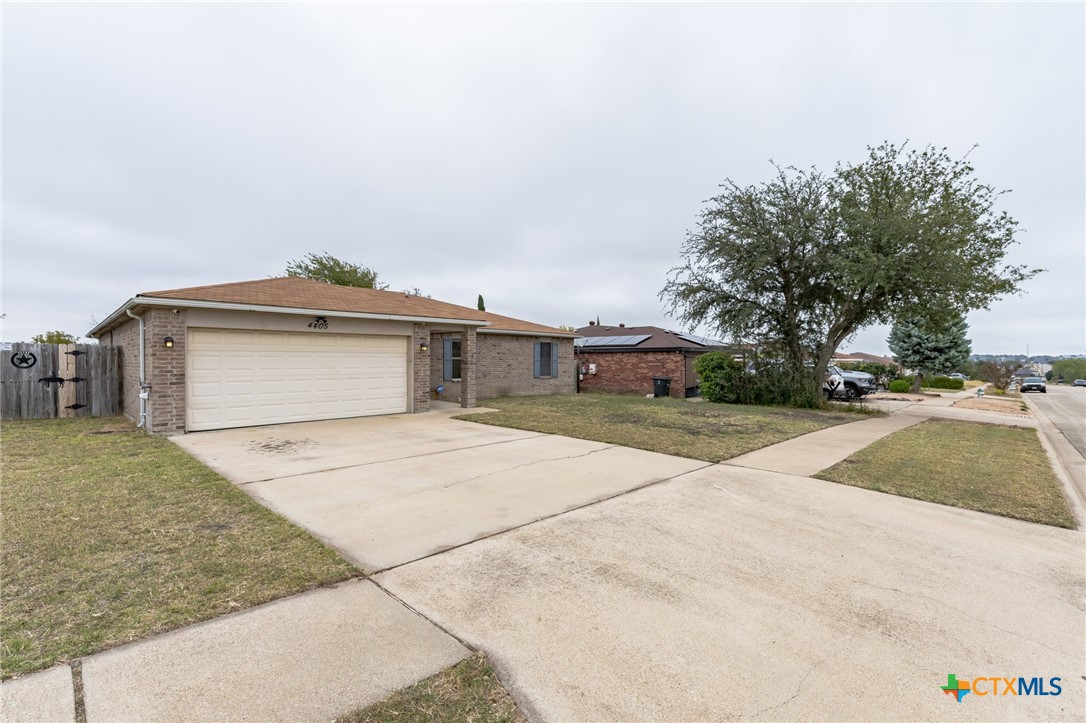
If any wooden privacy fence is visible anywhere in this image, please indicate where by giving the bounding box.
[1,343,121,420]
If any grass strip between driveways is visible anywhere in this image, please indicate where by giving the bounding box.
[1,417,357,679]
[814,418,1075,528]
[457,393,864,463]
[338,652,525,723]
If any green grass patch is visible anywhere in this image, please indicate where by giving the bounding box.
[814,419,1074,528]
[339,652,524,723]
[1,417,357,678]
[458,393,862,463]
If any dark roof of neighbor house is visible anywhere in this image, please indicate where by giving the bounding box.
[1013,366,1040,377]
[89,277,575,338]
[574,325,727,352]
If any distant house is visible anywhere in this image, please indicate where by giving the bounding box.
[833,351,899,369]
[1012,366,1041,379]
[574,323,730,398]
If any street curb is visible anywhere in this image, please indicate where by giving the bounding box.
[1022,394,1086,531]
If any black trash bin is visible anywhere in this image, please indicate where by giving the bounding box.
[652,376,672,398]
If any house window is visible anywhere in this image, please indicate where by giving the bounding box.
[444,337,462,380]
[534,339,559,378]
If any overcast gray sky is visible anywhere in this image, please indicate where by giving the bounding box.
[3,2,1083,355]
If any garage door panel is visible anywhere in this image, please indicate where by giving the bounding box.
[187,329,409,431]
[190,356,223,372]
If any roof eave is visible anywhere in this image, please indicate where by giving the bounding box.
[478,328,580,338]
[87,296,492,338]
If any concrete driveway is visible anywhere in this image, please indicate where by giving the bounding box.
[172,410,708,572]
[379,465,1085,721]
[174,409,1085,721]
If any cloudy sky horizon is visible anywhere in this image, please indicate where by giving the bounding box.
[3,3,1084,356]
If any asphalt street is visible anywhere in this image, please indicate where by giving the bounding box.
[1028,384,1086,458]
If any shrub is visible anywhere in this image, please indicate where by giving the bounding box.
[694,353,822,408]
[888,379,911,393]
[693,352,746,404]
[927,376,964,390]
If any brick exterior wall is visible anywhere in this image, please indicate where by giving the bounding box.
[575,350,688,398]
[146,309,187,434]
[461,327,477,408]
[104,309,187,432]
[412,323,431,413]
[428,333,575,401]
[477,335,574,398]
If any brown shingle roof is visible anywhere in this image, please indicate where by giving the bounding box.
[477,311,576,336]
[131,277,573,336]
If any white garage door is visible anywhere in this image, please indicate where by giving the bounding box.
[186,328,408,431]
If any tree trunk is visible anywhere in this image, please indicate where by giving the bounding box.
[912,372,923,394]
[813,346,836,403]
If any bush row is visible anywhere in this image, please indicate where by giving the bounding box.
[888,375,964,391]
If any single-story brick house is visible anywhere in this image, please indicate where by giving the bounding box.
[88,277,576,434]
[574,323,729,398]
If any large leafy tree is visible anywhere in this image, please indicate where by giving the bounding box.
[285,252,386,289]
[1051,358,1086,382]
[31,330,78,344]
[661,142,1038,400]
[887,312,972,391]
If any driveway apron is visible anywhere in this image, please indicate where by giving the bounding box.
[172,413,708,572]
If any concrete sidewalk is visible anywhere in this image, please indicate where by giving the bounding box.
[1,580,469,723]
[725,413,924,476]
[727,394,1043,478]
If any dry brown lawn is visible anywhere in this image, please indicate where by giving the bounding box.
[459,393,866,462]
[815,418,1073,528]
[1,417,357,679]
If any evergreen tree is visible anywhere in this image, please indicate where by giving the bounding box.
[888,313,972,391]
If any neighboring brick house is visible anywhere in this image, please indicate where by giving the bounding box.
[574,324,728,398]
[87,277,575,434]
